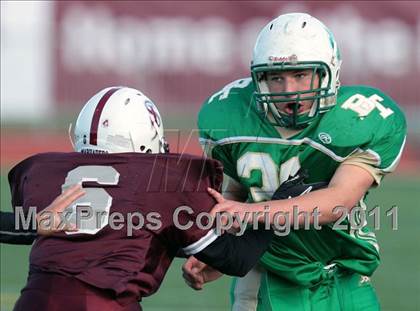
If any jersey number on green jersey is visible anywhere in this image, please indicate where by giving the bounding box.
[237,152,300,202]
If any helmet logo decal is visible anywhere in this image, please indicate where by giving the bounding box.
[145,100,161,127]
[89,87,121,145]
[268,54,298,63]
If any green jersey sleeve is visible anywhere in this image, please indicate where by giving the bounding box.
[362,91,406,172]
[322,85,407,174]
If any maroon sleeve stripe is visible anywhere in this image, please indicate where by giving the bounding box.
[89,87,121,146]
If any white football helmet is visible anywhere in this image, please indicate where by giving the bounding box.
[73,86,168,154]
[251,13,342,128]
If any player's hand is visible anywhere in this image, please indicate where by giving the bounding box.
[36,184,85,236]
[182,256,223,290]
[208,187,258,232]
[182,256,206,290]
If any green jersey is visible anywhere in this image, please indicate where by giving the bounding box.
[198,78,406,287]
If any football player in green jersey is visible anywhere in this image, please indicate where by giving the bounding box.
[182,13,407,311]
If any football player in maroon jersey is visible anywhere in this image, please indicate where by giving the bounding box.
[11,86,273,311]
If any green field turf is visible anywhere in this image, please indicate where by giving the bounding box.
[1,174,419,311]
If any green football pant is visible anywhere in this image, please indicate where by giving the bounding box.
[230,266,380,311]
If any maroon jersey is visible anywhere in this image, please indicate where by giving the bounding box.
[8,152,223,301]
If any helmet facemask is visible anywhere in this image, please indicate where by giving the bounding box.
[252,61,334,129]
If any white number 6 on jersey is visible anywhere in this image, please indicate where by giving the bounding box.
[62,165,120,235]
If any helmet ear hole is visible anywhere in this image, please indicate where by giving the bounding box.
[140,145,146,152]
[146,149,152,153]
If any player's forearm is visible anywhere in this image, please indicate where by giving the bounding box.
[254,186,363,226]
[253,164,374,226]
[0,211,37,244]
[195,227,273,277]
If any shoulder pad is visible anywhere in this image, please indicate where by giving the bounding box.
[198,78,256,142]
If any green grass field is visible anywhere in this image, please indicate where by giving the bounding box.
[1,174,419,311]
